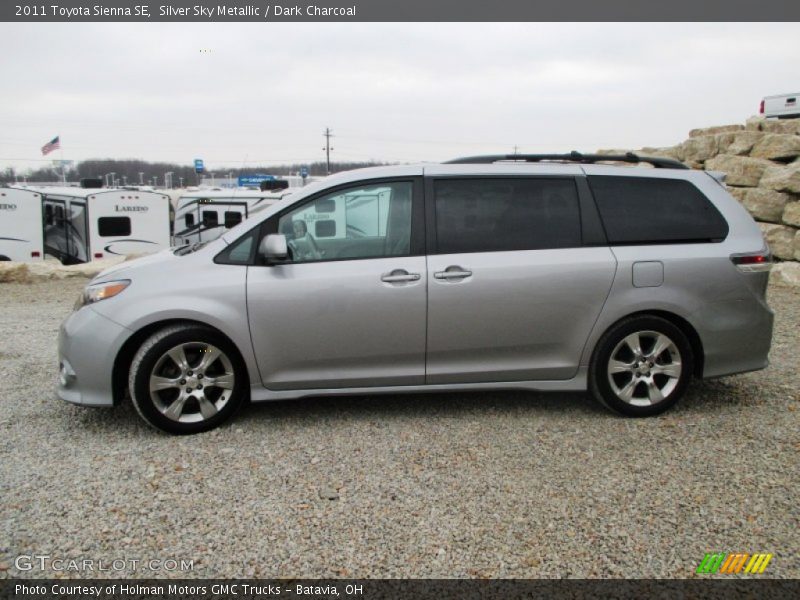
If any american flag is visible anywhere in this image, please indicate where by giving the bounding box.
[41,136,60,156]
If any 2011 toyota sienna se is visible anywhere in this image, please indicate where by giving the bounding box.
[57,153,774,434]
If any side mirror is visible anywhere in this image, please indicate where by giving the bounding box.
[259,234,288,263]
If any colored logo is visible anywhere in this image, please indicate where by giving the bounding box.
[696,552,773,574]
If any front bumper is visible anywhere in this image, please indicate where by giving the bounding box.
[57,306,132,407]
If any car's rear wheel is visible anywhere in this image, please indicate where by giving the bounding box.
[129,324,246,434]
[590,316,693,417]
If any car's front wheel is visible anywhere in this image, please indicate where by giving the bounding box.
[590,316,693,417]
[129,324,247,434]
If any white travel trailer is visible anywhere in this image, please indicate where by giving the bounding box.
[283,184,394,240]
[37,186,171,264]
[173,189,291,246]
[0,187,45,262]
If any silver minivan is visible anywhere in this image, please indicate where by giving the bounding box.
[58,153,774,434]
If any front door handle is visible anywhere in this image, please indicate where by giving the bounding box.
[381,269,421,283]
[434,266,473,280]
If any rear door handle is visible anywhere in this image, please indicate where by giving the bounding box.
[381,269,421,283]
[434,267,473,280]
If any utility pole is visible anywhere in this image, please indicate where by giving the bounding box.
[512,145,519,157]
[322,127,334,175]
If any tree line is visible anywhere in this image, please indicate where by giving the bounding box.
[0,159,387,186]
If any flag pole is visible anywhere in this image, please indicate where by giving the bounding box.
[59,136,66,184]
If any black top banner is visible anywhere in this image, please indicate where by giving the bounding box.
[4,0,800,22]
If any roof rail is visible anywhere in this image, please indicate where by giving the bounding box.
[444,151,689,170]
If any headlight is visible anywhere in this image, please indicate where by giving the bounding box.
[74,280,131,310]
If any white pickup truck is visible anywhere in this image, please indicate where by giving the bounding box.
[760,92,799,119]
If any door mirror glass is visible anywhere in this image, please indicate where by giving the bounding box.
[259,233,288,262]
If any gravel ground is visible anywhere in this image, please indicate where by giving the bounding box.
[0,278,798,579]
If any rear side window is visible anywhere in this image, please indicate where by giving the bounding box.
[588,176,729,244]
[98,216,131,237]
[434,178,582,254]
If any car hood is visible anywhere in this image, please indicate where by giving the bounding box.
[92,248,179,282]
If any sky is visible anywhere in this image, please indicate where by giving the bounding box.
[0,22,798,173]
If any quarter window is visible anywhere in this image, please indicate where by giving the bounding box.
[588,176,729,244]
[434,178,582,254]
[277,181,413,262]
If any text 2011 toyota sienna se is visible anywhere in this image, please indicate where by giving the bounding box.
[58,153,774,434]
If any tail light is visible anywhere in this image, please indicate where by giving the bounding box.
[731,251,772,273]
[31,251,41,257]
[759,99,765,114]
[94,252,104,259]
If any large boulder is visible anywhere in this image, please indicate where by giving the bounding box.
[770,261,800,287]
[638,146,686,161]
[759,223,796,260]
[680,135,719,162]
[760,163,800,194]
[726,187,748,204]
[738,189,793,223]
[795,230,800,261]
[689,124,743,137]
[759,119,800,135]
[745,116,765,131]
[746,116,800,135]
[725,131,765,156]
[750,134,800,161]
[783,202,800,227]
[705,155,773,187]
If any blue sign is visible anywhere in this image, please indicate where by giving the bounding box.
[194,159,204,173]
[238,174,275,186]
[300,166,309,178]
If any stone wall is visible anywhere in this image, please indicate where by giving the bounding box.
[599,116,800,286]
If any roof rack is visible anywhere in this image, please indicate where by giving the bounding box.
[445,151,688,170]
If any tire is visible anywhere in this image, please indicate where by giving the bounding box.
[589,315,693,417]
[129,324,247,434]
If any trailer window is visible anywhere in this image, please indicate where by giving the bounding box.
[98,217,131,237]
[55,206,64,223]
[45,205,54,225]
[224,211,243,228]
[185,213,195,228]
[315,220,336,238]
[202,211,219,228]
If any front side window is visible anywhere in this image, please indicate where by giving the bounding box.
[277,181,413,262]
[434,178,582,254]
